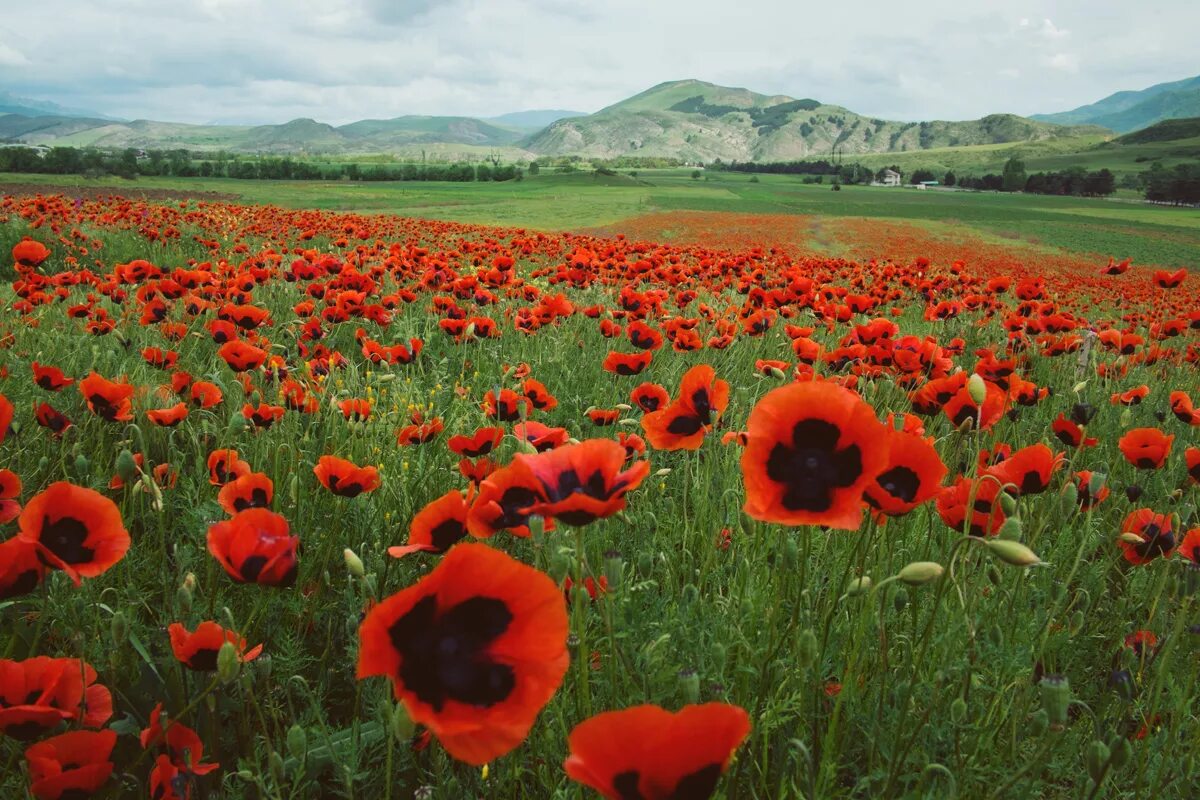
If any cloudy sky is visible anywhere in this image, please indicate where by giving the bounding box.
[1,0,1196,125]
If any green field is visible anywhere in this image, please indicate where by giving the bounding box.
[3,169,1198,267]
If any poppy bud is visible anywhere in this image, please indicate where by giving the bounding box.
[997,517,1023,540]
[38,456,50,471]
[797,629,818,668]
[517,437,538,455]
[1119,408,1132,427]
[654,468,672,477]
[287,725,307,762]
[950,697,967,723]
[614,403,633,411]
[269,750,286,784]
[677,669,700,704]
[768,366,786,379]
[1124,485,1143,503]
[391,702,415,741]
[898,562,943,586]
[1054,480,1078,511]
[710,642,726,671]
[681,584,699,606]
[343,548,365,578]
[73,453,90,479]
[176,586,193,613]
[637,552,654,578]
[846,576,873,596]
[1108,736,1131,769]
[986,624,1003,648]
[1085,740,1110,784]
[217,641,241,684]
[781,537,799,570]
[967,374,987,405]
[892,588,909,613]
[1069,610,1085,636]
[237,770,254,781]
[986,565,1002,585]
[1109,669,1135,701]
[999,491,1017,516]
[603,550,623,592]
[985,538,1041,567]
[289,473,300,505]
[116,448,139,481]
[227,413,247,437]
[111,611,129,646]
[1039,674,1071,729]
[463,322,476,339]
[1118,532,1145,545]
[1029,709,1049,737]
[549,550,571,583]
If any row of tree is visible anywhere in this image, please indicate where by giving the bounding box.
[1140,162,1200,205]
[0,146,522,183]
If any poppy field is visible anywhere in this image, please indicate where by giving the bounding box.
[0,190,1198,799]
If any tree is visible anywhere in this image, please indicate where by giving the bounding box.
[910,169,936,185]
[691,170,702,180]
[1001,158,1026,192]
[528,161,540,175]
[943,171,956,187]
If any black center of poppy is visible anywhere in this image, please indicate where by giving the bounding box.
[672,763,723,798]
[89,394,119,421]
[328,474,364,498]
[492,486,541,530]
[613,770,643,799]
[877,466,920,503]
[388,595,514,711]
[639,396,662,412]
[39,516,94,565]
[2,720,55,740]
[690,388,712,424]
[666,413,703,436]
[766,420,862,512]
[1135,524,1175,560]
[1019,471,1046,495]
[234,488,270,511]
[428,519,467,552]
[951,405,977,427]
[187,647,220,671]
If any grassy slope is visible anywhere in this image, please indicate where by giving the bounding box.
[3,169,1197,266]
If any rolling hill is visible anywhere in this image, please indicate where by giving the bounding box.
[522,79,1110,162]
[1032,75,1200,133]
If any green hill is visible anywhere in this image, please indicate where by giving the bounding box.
[1032,75,1200,133]
[524,80,1109,161]
[1115,117,1200,144]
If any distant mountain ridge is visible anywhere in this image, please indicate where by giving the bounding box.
[1032,75,1200,133]
[522,79,1108,161]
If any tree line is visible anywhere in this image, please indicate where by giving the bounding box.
[0,146,522,183]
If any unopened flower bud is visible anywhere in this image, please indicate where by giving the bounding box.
[967,374,987,405]
[898,562,944,586]
[343,548,365,578]
[287,725,308,762]
[950,697,968,723]
[73,454,91,480]
[1108,736,1132,769]
[892,587,909,613]
[846,576,873,596]
[269,751,285,784]
[677,669,700,704]
[392,702,415,741]
[1085,740,1110,784]
[997,517,1023,540]
[797,629,818,669]
[110,611,129,646]
[217,641,241,685]
[986,538,1041,567]
[116,449,139,481]
[603,550,623,592]
[1039,674,1071,729]
[999,491,1018,517]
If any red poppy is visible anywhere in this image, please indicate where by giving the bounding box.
[1178,527,1200,564]
[207,509,299,587]
[1051,413,1097,449]
[314,456,380,498]
[564,703,751,800]
[358,543,568,764]
[1072,470,1110,511]
[0,537,45,599]
[242,402,285,429]
[168,621,263,671]
[1124,630,1158,655]
[1187,447,1200,484]
[941,381,1007,431]
[0,468,20,524]
[936,476,1006,538]
[1118,509,1175,565]
[522,379,558,411]
[141,703,220,777]
[147,402,189,427]
[642,365,729,451]
[984,444,1063,496]
[513,421,569,452]
[1118,428,1173,469]
[627,320,664,350]
[149,755,189,800]
[1110,385,1149,406]
[482,389,530,422]
[459,457,498,485]
[516,439,650,526]
[1152,268,1185,289]
[12,237,51,267]
[17,482,130,585]
[630,382,669,413]
[142,347,179,370]
[207,449,251,486]
[339,398,372,421]
[0,657,112,740]
[587,408,620,426]
[448,426,505,458]
[397,418,444,445]
[218,340,268,372]
[32,362,73,392]
[603,351,653,376]
[466,462,553,539]
[190,381,224,409]
[25,729,116,800]
[390,489,471,557]
[863,429,947,517]
[78,372,134,423]
[617,432,647,463]
[217,472,274,514]
[742,381,889,530]
[34,402,72,436]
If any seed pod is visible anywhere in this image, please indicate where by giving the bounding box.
[898,562,943,586]
[1039,674,1071,729]
[678,669,700,704]
[176,586,193,614]
[892,587,909,613]
[217,642,241,685]
[73,454,91,480]
[985,538,1041,567]
[1060,482,1079,513]
[603,551,623,592]
[710,642,727,671]
[1085,740,1110,784]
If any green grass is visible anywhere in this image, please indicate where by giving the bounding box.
[3,169,1199,266]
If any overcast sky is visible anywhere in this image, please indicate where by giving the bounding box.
[1,0,1196,125]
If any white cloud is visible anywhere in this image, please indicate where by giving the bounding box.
[0,1,1196,123]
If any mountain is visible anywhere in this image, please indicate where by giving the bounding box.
[485,110,586,131]
[523,79,1108,161]
[1032,75,1200,133]
[0,91,117,120]
[1113,116,1200,145]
